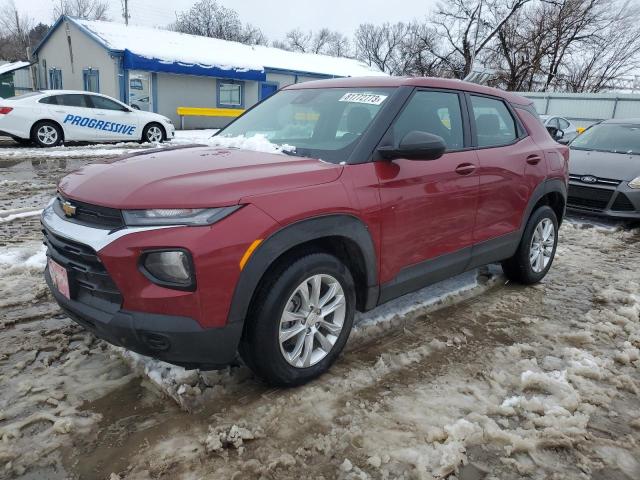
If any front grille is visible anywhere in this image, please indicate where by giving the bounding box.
[568,174,621,187]
[567,184,614,211]
[55,195,124,229]
[611,193,636,211]
[43,226,122,312]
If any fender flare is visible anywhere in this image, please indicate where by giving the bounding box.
[227,214,379,325]
[520,178,567,231]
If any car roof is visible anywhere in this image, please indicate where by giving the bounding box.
[284,76,532,106]
[39,90,110,96]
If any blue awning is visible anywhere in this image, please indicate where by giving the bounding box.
[123,49,266,81]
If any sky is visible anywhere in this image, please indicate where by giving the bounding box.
[12,0,439,40]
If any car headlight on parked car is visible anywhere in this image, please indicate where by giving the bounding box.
[122,206,240,226]
[140,249,195,290]
[629,176,640,189]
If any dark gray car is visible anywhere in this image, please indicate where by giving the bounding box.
[568,119,640,219]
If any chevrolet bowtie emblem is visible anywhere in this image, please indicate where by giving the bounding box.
[62,201,77,217]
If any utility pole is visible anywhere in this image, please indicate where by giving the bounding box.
[122,0,130,25]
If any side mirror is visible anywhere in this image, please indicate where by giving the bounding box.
[546,126,564,141]
[378,131,446,161]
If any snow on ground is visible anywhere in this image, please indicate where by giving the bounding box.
[0,129,219,160]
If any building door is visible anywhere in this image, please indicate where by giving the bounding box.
[260,82,278,101]
[128,71,152,112]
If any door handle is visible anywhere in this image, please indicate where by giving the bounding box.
[455,163,476,175]
[526,154,542,165]
[54,110,65,113]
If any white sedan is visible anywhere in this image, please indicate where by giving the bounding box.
[0,90,175,147]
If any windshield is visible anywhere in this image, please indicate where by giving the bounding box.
[571,123,640,155]
[217,87,394,162]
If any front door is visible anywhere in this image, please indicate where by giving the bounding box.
[375,90,479,289]
[86,94,139,141]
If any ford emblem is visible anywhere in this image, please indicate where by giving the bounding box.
[580,175,597,184]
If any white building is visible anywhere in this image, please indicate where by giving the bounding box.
[32,16,385,128]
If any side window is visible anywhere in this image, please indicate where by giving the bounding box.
[218,81,243,108]
[558,118,571,130]
[547,117,560,129]
[57,94,90,108]
[392,90,464,150]
[39,95,60,105]
[89,95,126,111]
[470,95,517,148]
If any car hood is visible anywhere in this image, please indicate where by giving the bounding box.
[59,146,343,209]
[569,148,640,181]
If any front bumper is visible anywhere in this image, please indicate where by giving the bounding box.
[567,180,640,220]
[45,267,242,369]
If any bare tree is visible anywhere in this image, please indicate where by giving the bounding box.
[277,28,352,57]
[432,0,533,78]
[171,0,267,46]
[0,1,35,60]
[53,0,109,21]
[354,22,411,74]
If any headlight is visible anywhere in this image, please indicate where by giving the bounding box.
[141,249,195,290]
[629,176,640,189]
[122,206,240,226]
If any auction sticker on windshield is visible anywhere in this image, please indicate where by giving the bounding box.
[339,92,388,105]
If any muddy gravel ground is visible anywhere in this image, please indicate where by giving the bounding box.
[1,144,640,480]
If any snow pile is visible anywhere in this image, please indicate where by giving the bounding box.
[0,243,46,273]
[211,134,296,155]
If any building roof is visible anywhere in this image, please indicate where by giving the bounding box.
[35,16,385,81]
[0,61,31,76]
[286,76,532,105]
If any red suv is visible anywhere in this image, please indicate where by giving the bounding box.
[42,77,569,386]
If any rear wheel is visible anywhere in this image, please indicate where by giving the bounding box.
[31,121,63,148]
[142,123,164,143]
[501,205,558,284]
[240,253,356,386]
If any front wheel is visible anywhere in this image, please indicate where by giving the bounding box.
[240,253,356,386]
[501,205,558,284]
[142,123,164,143]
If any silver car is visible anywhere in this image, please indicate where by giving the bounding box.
[568,119,640,219]
[540,115,579,144]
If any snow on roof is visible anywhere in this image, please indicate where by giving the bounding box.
[73,18,386,78]
[0,61,31,76]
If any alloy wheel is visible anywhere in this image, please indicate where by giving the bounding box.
[147,126,163,143]
[278,274,346,368]
[529,218,555,273]
[37,125,58,146]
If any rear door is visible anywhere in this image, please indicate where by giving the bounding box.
[375,89,479,286]
[86,94,139,141]
[468,94,542,243]
[41,94,94,141]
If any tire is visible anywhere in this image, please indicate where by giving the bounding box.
[501,205,558,284]
[141,123,164,143]
[31,121,63,148]
[240,252,356,387]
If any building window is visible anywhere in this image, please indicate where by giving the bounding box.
[48,68,63,90]
[217,81,243,108]
[83,68,100,93]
